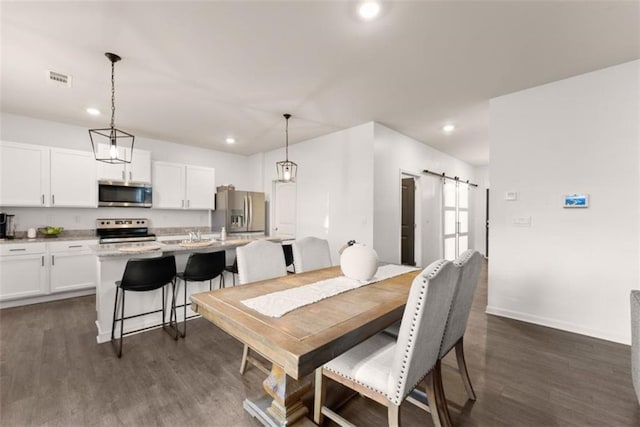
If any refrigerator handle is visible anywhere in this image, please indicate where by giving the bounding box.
[244,194,249,228]
[248,194,253,229]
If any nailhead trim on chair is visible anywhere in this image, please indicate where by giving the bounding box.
[325,259,450,407]
[391,259,448,405]
[324,366,386,395]
[453,249,474,267]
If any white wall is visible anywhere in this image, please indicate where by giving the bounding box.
[373,123,482,266]
[261,123,375,264]
[0,113,258,231]
[488,60,639,344]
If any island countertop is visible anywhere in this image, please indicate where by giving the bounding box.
[92,234,287,257]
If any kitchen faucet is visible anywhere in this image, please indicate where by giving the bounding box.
[188,230,202,242]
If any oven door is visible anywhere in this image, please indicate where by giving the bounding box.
[98,181,152,207]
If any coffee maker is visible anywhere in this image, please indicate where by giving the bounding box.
[0,212,15,239]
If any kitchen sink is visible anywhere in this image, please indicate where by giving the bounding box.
[159,239,186,245]
[160,239,218,247]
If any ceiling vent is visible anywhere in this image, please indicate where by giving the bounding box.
[46,70,72,87]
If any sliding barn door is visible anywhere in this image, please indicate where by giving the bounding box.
[443,180,469,260]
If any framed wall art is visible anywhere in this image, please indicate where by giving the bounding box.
[563,194,589,208]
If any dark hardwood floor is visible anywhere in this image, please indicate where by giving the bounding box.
[1,261,638,426]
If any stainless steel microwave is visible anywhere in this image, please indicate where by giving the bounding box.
[98,180,152,208]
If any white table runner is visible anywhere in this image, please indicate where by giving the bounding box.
[241,264,420,318]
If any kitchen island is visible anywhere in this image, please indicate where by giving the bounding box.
[93,235,284,343]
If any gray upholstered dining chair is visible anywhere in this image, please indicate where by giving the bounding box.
[236,240,288,374]
[291,236,332,273]
[434,249,483,424]
[314,259,459,427]
[383,250,483,422]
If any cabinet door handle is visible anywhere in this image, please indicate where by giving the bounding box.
[129,171,132,181]
[9,248,26,252]
[52,255,55,266]
[187,200,190,208]
[181,200,184,208]
[52,194,55,205]
[122,170,125,180]
[68,245,82,248]
[42,194,45,205]
[41,256,44,266]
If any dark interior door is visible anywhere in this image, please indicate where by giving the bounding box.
[401,178,415,266]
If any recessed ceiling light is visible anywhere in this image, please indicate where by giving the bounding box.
[443,124,455,133]
[86,107,101,116]
[358,1,381,21]
[225,137,236,144]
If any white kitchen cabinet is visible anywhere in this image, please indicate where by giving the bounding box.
[49,240,97,293]
[152,161,185,209]
[96,144,151,182]
[152,161,215,210]
[50,148,97,207]
[0,141,49,206]
[0,243,48,301]
[129,149,151,182]
[0,141,97,208]
[185,165,216,209]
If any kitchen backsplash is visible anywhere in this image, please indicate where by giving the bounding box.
[2,207,211,233]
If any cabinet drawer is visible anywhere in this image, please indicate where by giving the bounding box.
[0,242,46,256]
[48,239,97,253]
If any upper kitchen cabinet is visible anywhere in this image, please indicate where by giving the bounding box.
[0,142,96,208]
[152,161,215,210]
[50,148,96,207]
[0,141,49,206]
[96,144,151,182]
[152,161,184,209]
[186,166,216,210]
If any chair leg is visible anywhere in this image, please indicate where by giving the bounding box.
[117,289,126,358]
[111,287,124,357]
[111,286,120,342]
[162,281,179,340]
[313,368,327,425]
[240,344,250,374]
[424,371,443,427]
[435,360,453,427]
[455,338,476,401]
[182,279,188,338]
[388,403,401,427]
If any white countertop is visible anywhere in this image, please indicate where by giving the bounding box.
[92,235,284,257]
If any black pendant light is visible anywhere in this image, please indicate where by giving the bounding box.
[276,114,297,182]
[89,52,134,164]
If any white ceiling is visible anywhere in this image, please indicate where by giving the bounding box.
[1,1,638,166]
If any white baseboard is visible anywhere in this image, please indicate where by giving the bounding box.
[0,288,95,309]
[485,305,630,346]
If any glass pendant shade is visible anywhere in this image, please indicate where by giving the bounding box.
[89,127,134,164]
[276,159,297,182]
[276,114,297,182]
[89,52,134,164]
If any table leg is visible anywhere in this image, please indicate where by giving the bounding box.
[262,364,311,425]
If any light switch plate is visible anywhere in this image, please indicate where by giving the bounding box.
[505,191,518,201]
[512,216,531,226]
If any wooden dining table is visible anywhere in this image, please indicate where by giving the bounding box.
[190,265,421,426]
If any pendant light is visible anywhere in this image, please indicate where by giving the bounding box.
[276,114,297,182]
[89,52,135,164]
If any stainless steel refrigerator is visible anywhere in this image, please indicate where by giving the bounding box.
[211,189,265,233]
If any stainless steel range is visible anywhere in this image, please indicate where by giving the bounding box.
[96,218,156,244]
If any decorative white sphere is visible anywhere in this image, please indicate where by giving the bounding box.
[340,244,378,281]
